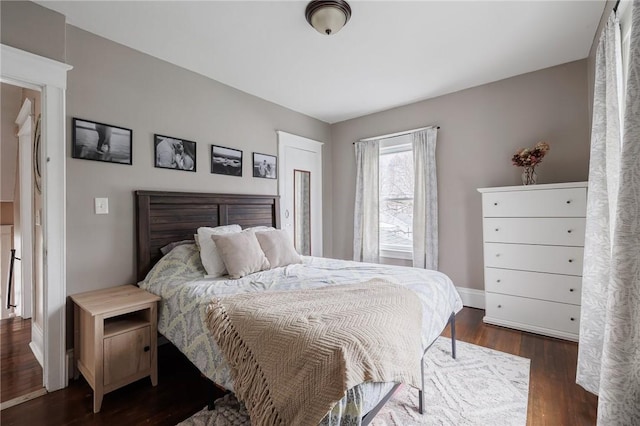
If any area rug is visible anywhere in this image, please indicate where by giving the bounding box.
[177,337,530,426]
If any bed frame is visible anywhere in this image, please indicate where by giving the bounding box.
[135,190,456,424]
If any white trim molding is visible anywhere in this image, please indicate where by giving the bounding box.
[1,43,72,392]
[456,286,486,309]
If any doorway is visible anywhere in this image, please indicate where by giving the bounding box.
[0,82,46,408]
[277,131,323,256]
[1,43,71,399]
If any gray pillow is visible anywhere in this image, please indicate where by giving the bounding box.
[255,229,302,268]
[160,239,194,255]
[211,231,270,279]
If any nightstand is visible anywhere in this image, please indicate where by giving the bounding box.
[71,285,161,413]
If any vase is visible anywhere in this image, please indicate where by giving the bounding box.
[521,166,537,185]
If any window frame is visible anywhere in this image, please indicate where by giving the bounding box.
[378,136,414,259]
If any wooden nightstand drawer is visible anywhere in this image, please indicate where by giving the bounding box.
[104,325,151,387]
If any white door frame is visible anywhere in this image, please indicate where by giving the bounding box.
[15,98,34,321]
[277,130,323,256]
[1,44,72,391]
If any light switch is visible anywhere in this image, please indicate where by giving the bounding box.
[95,197,109,215]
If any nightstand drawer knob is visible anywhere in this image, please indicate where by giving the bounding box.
[144,345,150,352]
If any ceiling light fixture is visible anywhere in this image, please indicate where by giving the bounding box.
[305,0,352,36]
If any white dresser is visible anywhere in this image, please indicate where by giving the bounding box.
[477,182,588,341]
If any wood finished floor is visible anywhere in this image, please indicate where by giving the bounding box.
[1,317,44,403]
[0,307,597,425]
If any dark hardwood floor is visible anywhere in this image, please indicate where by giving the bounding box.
[0,307,597,425]
[1,317,44,403]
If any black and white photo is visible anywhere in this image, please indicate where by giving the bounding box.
[211,145,243,176]
[72,118,132,165]
[253,152,277,179]
[154,134,196,171]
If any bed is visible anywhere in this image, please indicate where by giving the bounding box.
[135,190,463,424]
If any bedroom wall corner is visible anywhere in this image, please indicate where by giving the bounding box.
[329,59,590,293]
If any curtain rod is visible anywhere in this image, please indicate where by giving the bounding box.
[354,125,440,144]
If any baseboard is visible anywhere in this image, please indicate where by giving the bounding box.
[29,323,44,368]
[456,287,485,309]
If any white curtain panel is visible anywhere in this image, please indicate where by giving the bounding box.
[353,140,380,263]
[578,7,640,424]
[412,128,438,270]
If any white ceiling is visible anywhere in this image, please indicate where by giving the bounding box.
[38,1,605,124]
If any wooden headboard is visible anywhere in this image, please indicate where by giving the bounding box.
[135,191,280,281]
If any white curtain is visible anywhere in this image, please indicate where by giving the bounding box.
[353,140,380,263]
[412,128,438,270]
[578,7,640,424]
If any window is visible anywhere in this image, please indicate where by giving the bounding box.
[379,135,413,259]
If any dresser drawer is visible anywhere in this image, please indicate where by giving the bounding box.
[484,243,583,275]
[484,268,582,304]
[483,218,586,246]
[485,293,580,335]
[482,188,586,217]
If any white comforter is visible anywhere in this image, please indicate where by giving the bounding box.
[139,243,462,424]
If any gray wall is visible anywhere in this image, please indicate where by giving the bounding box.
[0,1,66,62]
[65,26,332,297]
[330,60,590,291]
[1,83,22,201]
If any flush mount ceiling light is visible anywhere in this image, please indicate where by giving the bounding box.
[305,0,352,35]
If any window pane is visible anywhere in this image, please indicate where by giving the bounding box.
[379,149,413,250]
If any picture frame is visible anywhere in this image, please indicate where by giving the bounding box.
[72,118,132,165]
[154,134,197,172]
[211,145,243,177]
[253,152,277,179]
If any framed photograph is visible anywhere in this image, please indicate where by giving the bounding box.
[154,134,196,172]
[253,152,277,179]
[72,118,132,165]
[211,145,243,177]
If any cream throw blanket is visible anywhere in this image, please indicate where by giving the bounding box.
[206,279,423,426]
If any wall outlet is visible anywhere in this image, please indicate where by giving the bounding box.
[94,198,109,215]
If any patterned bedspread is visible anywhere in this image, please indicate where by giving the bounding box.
[139,244,462,425]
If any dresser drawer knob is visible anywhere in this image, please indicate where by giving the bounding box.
[570,317,575,321]
[495,228,499,232]
[496,279,501,283]
[496,254,501,257]
[566,200,572,204]
[568,259,574,263]
[569,288,574,292]
[497,304,502,308]
[144,345,150,352]
[567,229,572,233]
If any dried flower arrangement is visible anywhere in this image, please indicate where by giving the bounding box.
[512,141,550,167]
[512,141,550,185]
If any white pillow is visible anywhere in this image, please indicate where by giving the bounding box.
[255,229,302,268]
[211,231,270,279]
[244,226,276,233]
[197,224,242,276]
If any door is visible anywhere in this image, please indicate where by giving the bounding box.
[277,131,323,256]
